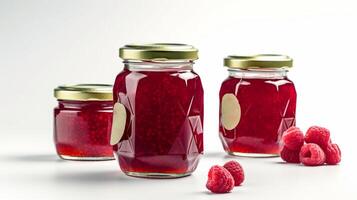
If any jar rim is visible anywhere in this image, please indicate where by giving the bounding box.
[54,84,113,101]
[224,54,293,69]
[119,43,199,61]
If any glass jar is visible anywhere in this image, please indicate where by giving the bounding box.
[110,43,204,178]
[54,84,114,160]
[219,55,297,157]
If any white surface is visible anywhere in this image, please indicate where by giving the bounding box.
[1,0,357,199]
[1,130,355,200]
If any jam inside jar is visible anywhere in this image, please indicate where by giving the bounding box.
[219,55,297,157]
[54,84,114,160]
[111,44,204,178]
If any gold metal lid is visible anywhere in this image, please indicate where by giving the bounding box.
[224,54,293,69]
[119,43,199,61]
[54,84,113,101]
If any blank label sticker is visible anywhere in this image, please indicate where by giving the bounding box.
[221,93,241,130]
[110,103,127,145]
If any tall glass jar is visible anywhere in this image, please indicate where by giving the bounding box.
[111,43,204,178]
[54,84,114,160]
[219,55,297,157]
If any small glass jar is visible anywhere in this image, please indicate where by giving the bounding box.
[110,43,204,178]
[219,55,297,157]
[54,84,114,160]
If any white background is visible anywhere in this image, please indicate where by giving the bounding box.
[1,0,356,199]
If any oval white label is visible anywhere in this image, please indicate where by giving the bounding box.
[221,93,241,130]
[110,103,127,145]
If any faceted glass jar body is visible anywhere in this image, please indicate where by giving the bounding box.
[54,100,114,160]
[112,61,204,178]
[219,69,297,157]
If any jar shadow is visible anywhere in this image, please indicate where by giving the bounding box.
[54,170,131,183]
[2,154,64,163]
[53,170,181,184]
[203,152,226,158]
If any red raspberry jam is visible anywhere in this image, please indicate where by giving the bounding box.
[54,84,114,160]
[219,55,297,157]
[111,44,203,178]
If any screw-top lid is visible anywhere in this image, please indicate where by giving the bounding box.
[119,43,199,61]
[54,84,113,101]
[224,54,293,69]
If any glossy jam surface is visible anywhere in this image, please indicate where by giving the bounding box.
[219,76,296,155]
[113,68,204,175]
[54,101,114,159]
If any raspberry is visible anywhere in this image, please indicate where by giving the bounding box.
[325,143,341,165]
[299,143,326,166]
[305,126,331,149]
[282,126,304,150]
[280,146,300,163]
[206,165,234,193]
[223,161,245,186]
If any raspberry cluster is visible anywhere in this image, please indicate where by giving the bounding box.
[280,126,341,166]
[206,160,244,193]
